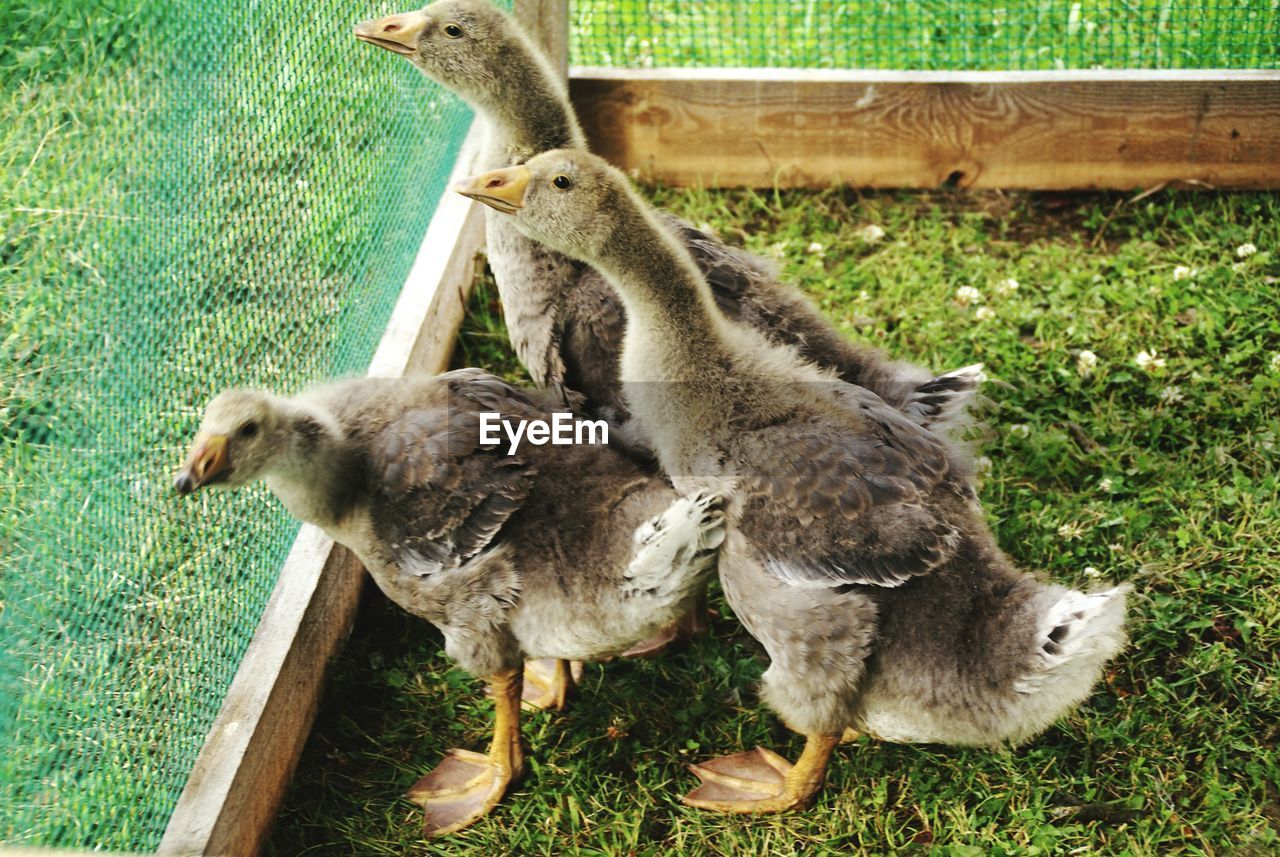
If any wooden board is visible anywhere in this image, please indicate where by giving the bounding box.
[155,120,488,857]
[570,68,1280,190]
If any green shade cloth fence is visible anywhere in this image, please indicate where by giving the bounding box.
[0,0,480,848]
[1,0,1274,851]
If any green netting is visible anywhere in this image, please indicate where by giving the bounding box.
[572,0,1279,69]
[0,0,479,849]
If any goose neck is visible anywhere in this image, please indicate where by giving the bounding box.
[264,406,350,529]
[478,46,585,161]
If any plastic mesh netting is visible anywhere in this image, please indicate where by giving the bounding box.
[0,0,477,849]
[572,0,1279,69]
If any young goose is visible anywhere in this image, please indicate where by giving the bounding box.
[354,0,983,436]
[173,369,725,835]
[456,152,1131,814]
[355,0,981,657]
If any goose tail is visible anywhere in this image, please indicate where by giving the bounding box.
[902,363,986,433]
[1015,583,1132,697]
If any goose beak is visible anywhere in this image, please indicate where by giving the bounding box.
[174,433,230,495]
[354,10,428,56]
[454,166,531,215]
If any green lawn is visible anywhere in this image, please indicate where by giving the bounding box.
[571,0,1279,69]
[269,187,1280,855]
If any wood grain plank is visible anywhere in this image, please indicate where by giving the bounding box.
[155,120,487,857]
[569,68,1280,189]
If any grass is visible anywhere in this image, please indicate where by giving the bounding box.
[269,187,1280,855]
[571,0,1280,70]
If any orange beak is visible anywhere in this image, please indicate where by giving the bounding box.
[453,165,532,215]
[174,432,230,495]
[353,9,429,56]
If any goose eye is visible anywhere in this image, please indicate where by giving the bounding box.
[240,421,259,438]
[443,23,463,38]
[552,174,572,190]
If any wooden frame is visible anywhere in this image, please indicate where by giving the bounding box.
[570,67,1280,189]
[154,120,488,857]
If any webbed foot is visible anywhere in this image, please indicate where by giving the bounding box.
[520,658,582,711]
[682,734,839,813]
[406,747,519,837]
[407,667,525,836]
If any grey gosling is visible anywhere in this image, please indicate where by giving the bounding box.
[456,152,1131,814]
[174,369,725,835]
[355,0,984,659]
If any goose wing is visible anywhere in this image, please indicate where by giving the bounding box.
[735,389,958,588]
[368,372,538,576]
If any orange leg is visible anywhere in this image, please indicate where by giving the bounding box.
[406,668,525,837]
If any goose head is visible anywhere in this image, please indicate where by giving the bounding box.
[175,390,292,494]
[455,149,632,264]
[354,1,521,104]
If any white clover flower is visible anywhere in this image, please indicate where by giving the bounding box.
[1172,265,1194,281]
[767,241,788,258]
[857,224,886,243]
[955,285,983,306]
[1083,566,1102,579]
[1076,349,1098,376]
[1098,477,1113,492]
[995,277,1020,296]
[1159,386,1184,404]
[1009,423,1031,438]
[974,455,993,477]
[856,290,871,302]
[1058,522,1085,540]
[806,241,825,256]
[1135,350,1166,372]
[1270,353,1280,373]
[1236,242,1257,258]
[975,306,996,321]
[1232,262,1247,273]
